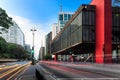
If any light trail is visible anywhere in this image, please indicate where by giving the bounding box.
[6,63,30,80]
[42,63,116,78]
[0,64,20,71]
[0,62,30,79]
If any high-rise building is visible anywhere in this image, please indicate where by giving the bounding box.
[0,21,25,47]
[25,44,31,52]
[45,32,52,55]
[58,12,74,31]
[39,47,45,60]
[52,23,59,39]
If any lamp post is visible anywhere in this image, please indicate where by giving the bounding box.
[30,28,36,65]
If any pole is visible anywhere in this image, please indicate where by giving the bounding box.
[31,28,36,65]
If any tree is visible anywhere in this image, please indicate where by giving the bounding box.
[0,8,13,34]
[0,39,31,59]
[7,43,31,59]
[44,54,52,60]
[7,43,17,58]
[0,8,13,28]
[0,37,7,53]
[0,37,8,58]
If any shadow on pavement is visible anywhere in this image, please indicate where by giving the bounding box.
[35,69,46,80]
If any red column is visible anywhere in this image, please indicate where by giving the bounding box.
[70,55,73,62]
[91,0,112,63]
[104,0,112,63]
[54,54,58,62]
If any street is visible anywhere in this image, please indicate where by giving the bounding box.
[38,61,120,80]
[0,61,120,80]
[0,61,31,80]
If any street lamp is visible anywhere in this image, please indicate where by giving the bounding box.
[30,28,36,65]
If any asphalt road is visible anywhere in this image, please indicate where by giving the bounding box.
[1,61,120,80]
[0,61,30,80]
[38,62,120,80]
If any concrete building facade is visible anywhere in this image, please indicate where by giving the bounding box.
[52,23,59,40]
[45,32,52,55]
[0,21,25,47]
[39,47,45,60]
[25,44,31,52]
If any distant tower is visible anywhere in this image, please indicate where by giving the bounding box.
[41,39,43,47]
[60,3,62,12]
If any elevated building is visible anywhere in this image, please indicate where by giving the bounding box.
[51,0,120,64]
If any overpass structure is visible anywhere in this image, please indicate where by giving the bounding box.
[51,0,120,64]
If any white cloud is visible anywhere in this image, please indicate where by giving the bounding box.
[9,15,51,59]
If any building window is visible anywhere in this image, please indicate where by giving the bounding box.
[64,14,67,20]
[59,14,63,21]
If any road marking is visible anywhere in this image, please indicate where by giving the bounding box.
[0,62,30,79]
[0,64,20,71]
[7,64,30,80]
[18,75,36,80]
[15,64,31,80]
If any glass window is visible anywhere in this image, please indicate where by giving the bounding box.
[68,14,71,20]
[86,28,89,41]
[59,14,63,21]
[82,28,86,41]
[64,14,67,20]
[78,12,82,26]
[86,12,89,25]
[92,12,95,25]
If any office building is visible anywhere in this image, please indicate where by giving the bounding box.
[52,23,59,39]
[58,12,74,31]
[25,44,31,52]
[0,21,25,47]
[45,32,52,55]
[39,47,45,60]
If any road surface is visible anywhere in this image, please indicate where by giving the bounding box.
[38,61,120,80]
[0,61,30,80]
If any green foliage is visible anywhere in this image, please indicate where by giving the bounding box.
[0,8,13,29]
[7,43,27,59]
[0,37,31,59]
[7,43,16,57]
[1,53,10,58]
[44,54,52,60]
[0,37,7,53]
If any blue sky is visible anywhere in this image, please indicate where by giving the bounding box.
[0,0,91,23]
[0,0,91,58]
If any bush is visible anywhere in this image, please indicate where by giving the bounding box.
[44,54,52,60]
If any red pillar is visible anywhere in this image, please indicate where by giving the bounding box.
[91,0,112,63]
[70,55,73,62]
[54,54,58,62]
